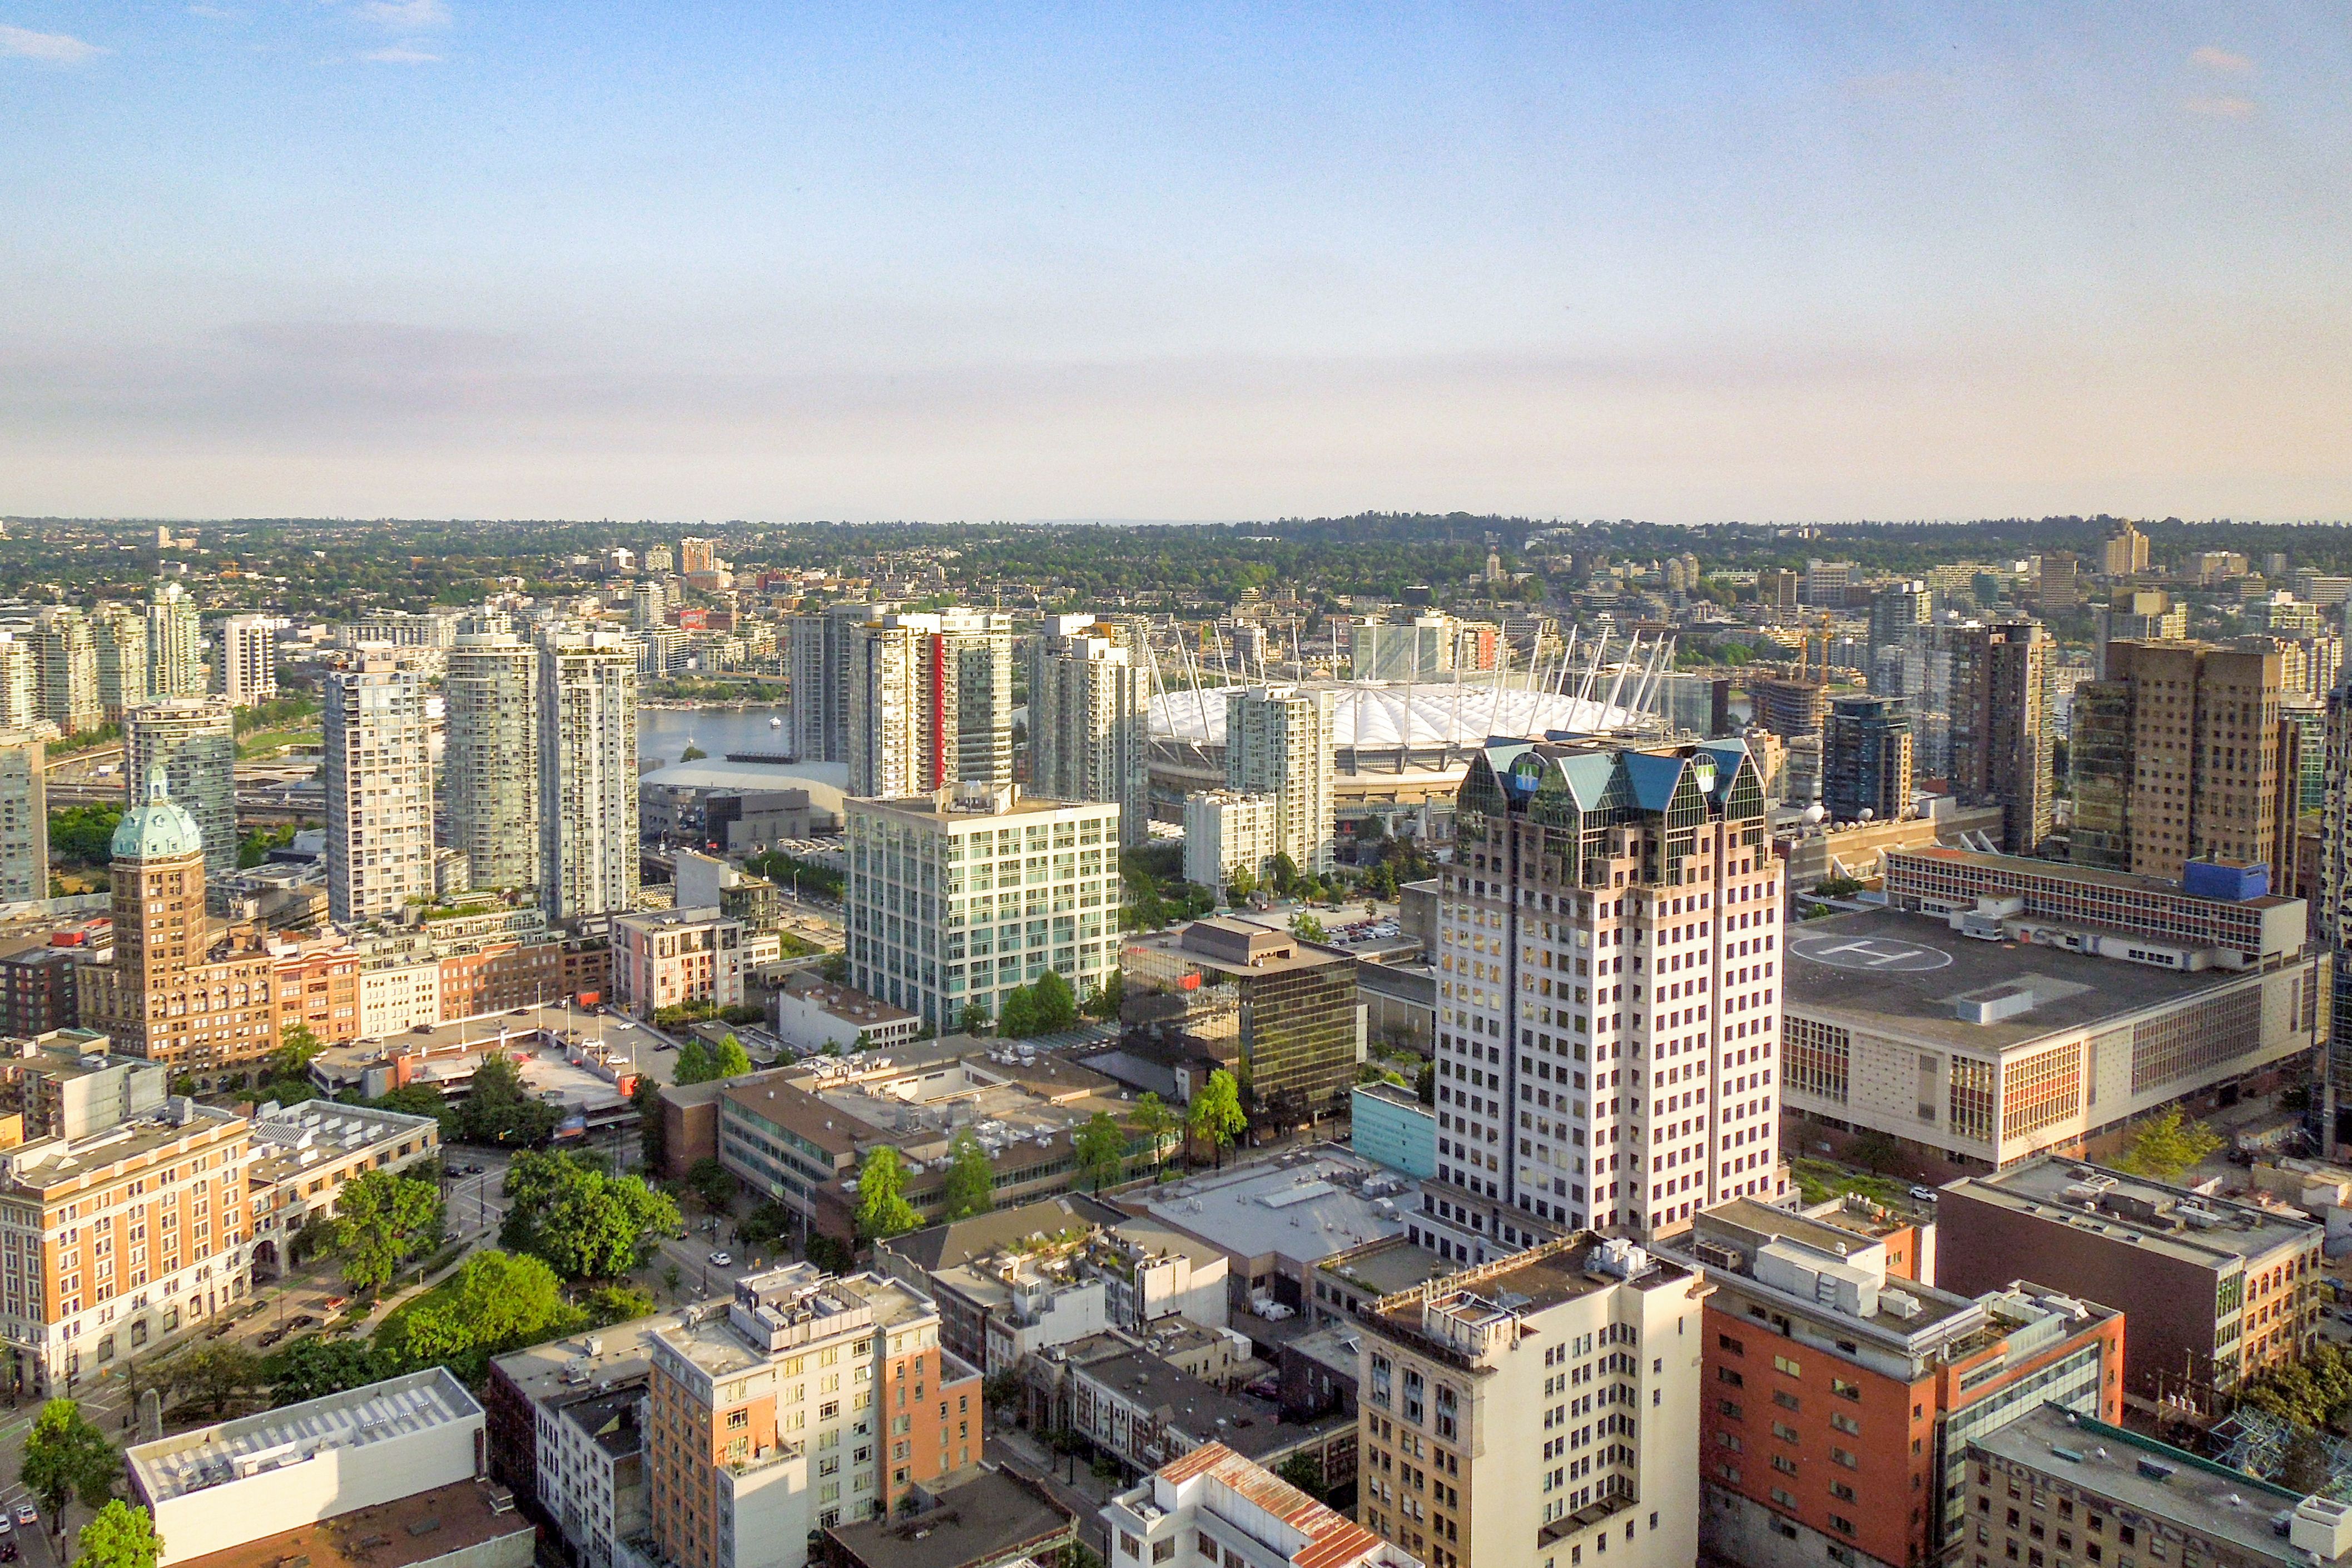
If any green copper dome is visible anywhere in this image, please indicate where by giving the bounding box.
[112,769,205,862]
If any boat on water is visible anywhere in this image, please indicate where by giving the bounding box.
[770,716,782,728]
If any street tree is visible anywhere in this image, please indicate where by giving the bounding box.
[854,1146,920,1241]
[265,1024,326,1083]
[1073,1113,1126,1192]
[333,1170,444,1294]
[455,1053,558,1145]
[939,1132,994,1222]
[713,1035,753,1078]
[167,1345,262,1418]
[2115,1108,2224,1182]
[376,1250,585,1380]
[500,1150,681,1281]
[671,1038,715,1086]
[1131,1091,1178,1172]
[72,1501,160,1568]
[1187,1070,1248,1168]
[264,1336,386,1407]
[686,1157,738,1213]
[21,1398,118,1547]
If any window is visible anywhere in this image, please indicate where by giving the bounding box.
[1152,1542,1174,1564]
[727,1410,748,1430]
[1774,1390,1800,1411]
[1773,1355,1800,1377]
[1119,1534,1140,1559]
[1831,1412,1859,1435]
[1831,1377,1861,1401]
[1718,1333,1745,1354]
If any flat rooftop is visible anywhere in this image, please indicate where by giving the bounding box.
[1972,1405,2305,1565]
[1362,1237,1694,1363]
[1782,908,2241,1051]
[1896,845,2304,911]
[1070,1349,1291,1460]
[163,1478,529,1568]
[852,788,1116,826]
[1125,922,1352,979]
[249,1103,438,1187]
[130,1368,477,1505]
[0,1105,246,1195]
[823,1466,1074,1568]
[1690,1198,1981,1336]
[489,1315,681,1406]
[1140,1148,1416,1267]
[653,1271,937,1381]
[1947,1156,2319,1266]
[1318,1235,1452,1298]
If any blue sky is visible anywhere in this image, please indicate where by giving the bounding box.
[3,3,2348,522]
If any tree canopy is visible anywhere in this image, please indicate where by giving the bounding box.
[998,969,1078,1039]
[72,1501,160,1568]
[939,1132,994,1222]
[265,1024,326,1083]
[2114,1108,2224,1182]
[672,1038,715,1085]
[1187,1070,1248,1165]
[713,1034,754,1078]
[264,1335,388,1407]
[333,1170,444,1294]
[499,1150,681,1281]
[1073,1112,1127,1192]
[375,1250,585,1380]
[2241,1342,2352,1433]
[453,1052,558,1145]
[21,1399,117,1537]
[854,1145,920,1240]
[1131,1092,1178,1170]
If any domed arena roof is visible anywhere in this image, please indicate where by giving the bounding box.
[1147,681,1638,750]
[113,770,206,862]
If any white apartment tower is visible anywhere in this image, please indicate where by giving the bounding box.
[147,580,205,699]
[1182,790,1280,890]
[539,629,639,923]
[1431,737,1780,1256]
[1225,685,1336,875]
[324,662,435,925]
[2324,674,2352,1150]
[125,698,239,883]
[0,637,34,732]
[219,616,278,707]
[93,604,147,723]
[33,607,101,737]
[445,635,542,896]
[0,732,46,904]
[846,611,1013,800]
[786,601,874,765]
[1027,615,1150,846]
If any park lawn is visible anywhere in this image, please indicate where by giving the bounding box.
[237,726,320,758]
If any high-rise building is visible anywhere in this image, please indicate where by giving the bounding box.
[2068,640,2286,883]
[2032,550,2083,611]
[1181,790,1280,890]
[845,612,1011,799]
[1352,1237,1703,1568]
[324,662,435,925]
[1744,674,1830,740]
[81,772,280,1076]
[1225,685,1335,876]
[125,698,238,883]
[218,614,279,707]
[787,602,875,765]
[0,730,46,904]
[147,580,205,698]
[845,784,1119,1030]
[1821,694,1912,824]
[676,535,716,576]
[1026,616,1150,845]
[1757,568,1800,619]
[1347,614,1460,681]
[93,603,147,722]
[33,606,101,737]
[1801,559,1855,607]
[644,1262,983,1552]
[2101,520,2151,577]
[445,635,542,895]
[1867,580,1933,653]
[1434,737,1780,1252]
[2091,588,2187,674]
[0,635,34,731]
[631,579,666,631]
[1948,620,2053,854]
[1122,917,1362,1123]
[2326,675,2352,1151]
[539,629,639,924]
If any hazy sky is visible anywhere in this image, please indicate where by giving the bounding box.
[4,3,2348,523]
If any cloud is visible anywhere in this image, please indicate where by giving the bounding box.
[356,0,448,27]
[359,43,441,62]
[0,23,105,61]
[2184,95,2256,118]
[2190,46,2255,75]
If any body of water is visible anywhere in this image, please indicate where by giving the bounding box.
[637,703,792,765]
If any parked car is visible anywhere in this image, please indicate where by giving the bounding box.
[1908,1186,1937,1203]
[708,1251,732,1267]
[257,1328,289,1348]
[286,1313,320,1331]
[324,1297,349,1312]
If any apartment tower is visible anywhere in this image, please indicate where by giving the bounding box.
[218,616,278,707]
[1026,616,1151,846]
[1822,694,1912,825]
[324,662,435,925]
[33,607,101,737]
[1948,620,2052,854]
[539,629,639,923]
[845,611,1013,800]
[147,580,205,698]
[786,602,875,765]
[1225,685,1336,876]
[445,634,542,895]
[93,603,148,723]
[0,731,46,904]
[125,698,239,883]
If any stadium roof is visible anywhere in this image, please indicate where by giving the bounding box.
[1148,681,1640,750]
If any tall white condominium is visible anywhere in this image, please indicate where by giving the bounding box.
[324,661,435,925]
[445,635,542,895]
[1431,737,1779,1254]
[629,579,665,631]
[125,698,238,882]
[32,607,101,737]
[539,629,639,923]
[846,610,1013,798]
[2324,673,2352,1147]
[1224,684,1336,875]
[1182,790,1279,890]
[846,783,1121,1029]
[0,636,34,731]
[786,601,873,763]
[1026,614,1150,845]
[0,731,47,904]
[218,616,278,707]
[147,580,205,698]
[93,604,147,723]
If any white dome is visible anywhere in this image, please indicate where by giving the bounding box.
[1148,681,1639,750]
[1801,802,1828,826]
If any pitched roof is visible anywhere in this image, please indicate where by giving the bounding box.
[1155,1442,1390,1568]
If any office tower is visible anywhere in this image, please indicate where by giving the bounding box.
[845,611,1012,798]
[1867,580,1933,653]
[445,635,542,895]
[1434,737,1778,1252]
[82,772,279,1074]
[2102,520,2151,577]
[1678,1200,2124,1568]
[787,602,875,764]
[845,786,1119,1029]
[1026,617,1150,845]
[0,731,46,904]
[219,615,277,707]
[1346,614,1458,681]
[1225,685,1334,876]
[1122,918,1361,1121]
[324,662,435,925]
[0,636,33,731]
[1821,694,1912,823]
[676,535,716,575]
[92,603,147,722]
[125,698,238,883]
[1800,559,1854,607]
[2033,550,2083,611]
[1352,1237,1701,1568]
[32,607,101,737]
[1756,568,1800,619]
[2324,674,2352,1152]
[1948,620,2052,854]
[147,580,205,698]
[2068,641,2286,883]
[1744,674,1829,740]
[539,629,639,923]
[631,579,666,631]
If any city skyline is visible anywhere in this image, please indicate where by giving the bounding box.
[2,6,2346,522]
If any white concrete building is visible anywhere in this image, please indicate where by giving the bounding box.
[540,629,638,924]
[126,697,238,882]
[360,958,444,1038]
[147,582,205,700]
[1028,618,1151,846]
[768,976,920,1055]
[1106,1442,1421,1568]
[0,730,45,905]
[846,610,1013,799]
[219,614,279,708]
[445,635,542,897]
[1182,789,1279,890]
[1225,686,1336,876]
[324,662,435,926]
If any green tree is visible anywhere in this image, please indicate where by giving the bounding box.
[634,1076,667,1175]
[1073,1113,1127,1192]
[499,1150,682,1281]
[1187,1070,1248,1169]
[375,1251,586,1380]
[2241,1342,2352,1432]
[163,1345,263,1419]
[939,1132,995,1222]
[1289,912,1327,942]
[585,1284,657,1325]
[20,1399,117,1547]
[265,1024,326,1083]
[2115,1108,2225,1182]
[1029,970,1078,1033]
[1131,1091,1178,1172]
[333,1171,444,1294]
[998,985,1038,1039]
[1081,971,1124,1020]
[672,1038,715,1086]
[265,1336,386,1407]
[686,1157,738,1212]
[456,1053,559,1145]
[713,1034,754,1078]
[662,1262,684,1300]
[854,1146,920,1241]
[1416,1058,1435,1106]
[1274,1451,1324,1498]
[957,1001,990,1035]
[1268,852,1301,896]
[71,1501,160,1568]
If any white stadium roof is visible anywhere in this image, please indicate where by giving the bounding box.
[1148,681,1641,750]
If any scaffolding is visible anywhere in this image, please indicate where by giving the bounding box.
[2210,1409,2352,1499]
